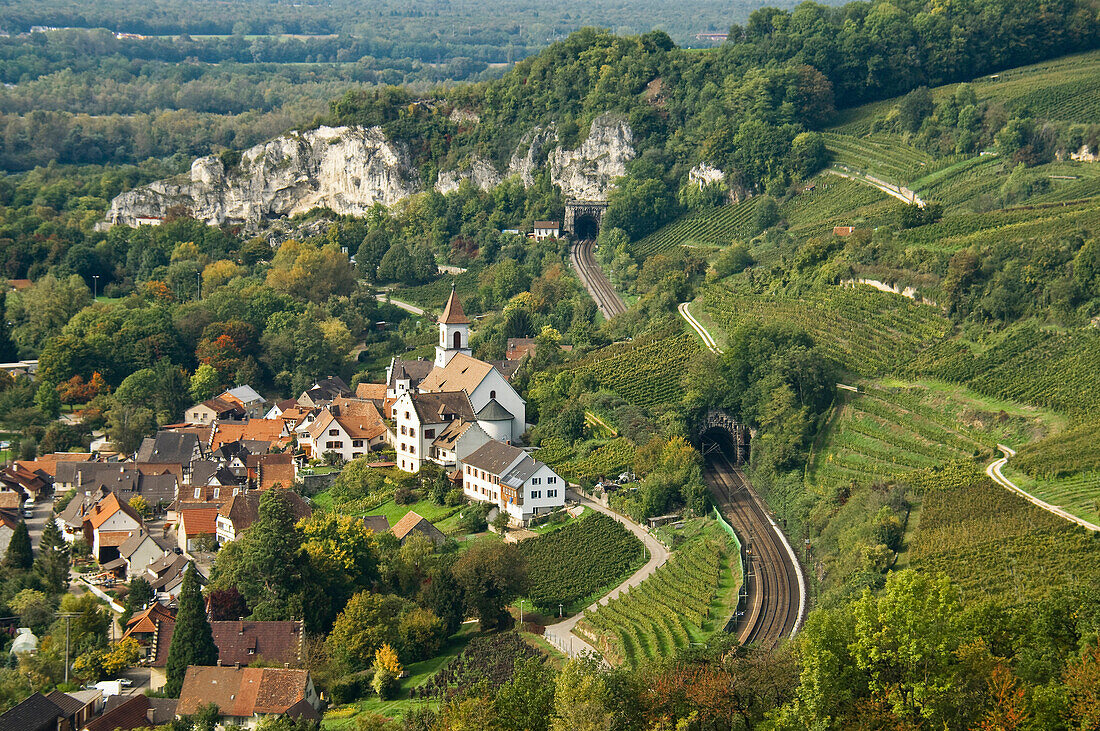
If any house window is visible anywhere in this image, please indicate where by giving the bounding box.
[490,390,496,399]
[326,440,341,449]
[194,488,201,499]
[410,428,416,437]
[531,477,540,485]
[233,488,239,496]
[425,429,435,438]
[352,440,363,448]
[465,465,470,474]
[453,330,462,349]
[548,489,558,498]
[531,490,541,499]
[548,476,557,484]
[400,425,406,435]
[329,429,339,436]
[213,488,220,499]
[409,445,415,455]
[405,411,410,419]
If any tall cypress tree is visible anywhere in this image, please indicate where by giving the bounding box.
[34,518,69,593]
[3,520,32,570]
[164,563,218,697]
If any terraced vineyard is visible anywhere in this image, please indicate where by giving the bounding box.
[909,462,1100,603]
[629,197,761,259]
[974,50,1100,123]
[823,132,935,184]
[570,332,700,407]
[909,324,1100,416]
[782,176,891,233]
[1014,418,1100,478]
[576,525,735,667]
[810,384,991,490]
[701,285,951,376]
[538,437,636,485]
[1002,466,1100,528]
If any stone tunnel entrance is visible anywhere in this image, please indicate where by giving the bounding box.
[696,409,751,465]
[564,200,608,240]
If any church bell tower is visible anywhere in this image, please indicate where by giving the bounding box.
[435,285,472,368]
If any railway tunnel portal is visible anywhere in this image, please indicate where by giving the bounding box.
[696,408,751,465]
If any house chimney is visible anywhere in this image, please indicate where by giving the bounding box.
[235,662,241,669]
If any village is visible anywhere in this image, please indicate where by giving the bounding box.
[0,287,569,731]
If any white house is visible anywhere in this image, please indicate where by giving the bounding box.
[460,440,565,525]
[222,385,267,419]
[302,400,388,461]
[118,531,172,580]
[86,492,144,563]
[532,221,560,240]
[393,391,478,473]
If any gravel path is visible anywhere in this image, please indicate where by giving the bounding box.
[542,489,670,664]
[986,444,1100,532]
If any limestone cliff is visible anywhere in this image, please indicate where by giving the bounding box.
[547,113,635,200]
[103,114,637,228]
[103,126,421,228]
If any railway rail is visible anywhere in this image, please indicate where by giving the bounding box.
[570,239,628,318]
[705,450,805,647]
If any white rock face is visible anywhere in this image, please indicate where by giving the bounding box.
[507,124,560,188]
[435,155,503,194]
[103,126,421,228]
[103,115,638,228]
[688,163,725,187]
[548,113,635,200]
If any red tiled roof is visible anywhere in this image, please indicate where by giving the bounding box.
[97,530,135,547]
[88,492,142,529]
[176,667,312,718]
[179,507,219,537]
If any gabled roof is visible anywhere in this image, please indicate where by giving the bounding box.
[195,395,245,417]
[406,390,476,425]
[354,383,387,401]
[432,419,473,450]
[224,385,264,405]
[16,452,93,480]
[176,667,313,718]
[84,694,157,731]
[179,506,219,537]
[211,620,303,667]
[44,690,86,717]
[135,431,203,465]
[462,440,527,477]
[533,220,559,229]
[87,491,143,530]
[123,602,176,637]
[387,358,434,389]
[476,399,513,421]
[0,692,65,731]
[209,419,286,452]
[418,353,499,395]
[217,490,311,534]
[306,405,387,442]
[0,491,19,509]
[439,286,470,325]
[391,511,446,546]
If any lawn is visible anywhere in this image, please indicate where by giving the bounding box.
[364,497,461,526]
[322,622,479,727]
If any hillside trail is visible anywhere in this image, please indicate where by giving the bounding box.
[826,166,926,207]
[986,444,1100,532]
[542,489,671,665]
[679,301,722,354]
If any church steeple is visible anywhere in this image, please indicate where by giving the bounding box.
[435,284,472,368]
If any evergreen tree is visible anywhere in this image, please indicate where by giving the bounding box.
[121,576,154,628]
[3,521,32,570]
[164,564,218,697]
[243,489,304,618]
[34,518,70,594]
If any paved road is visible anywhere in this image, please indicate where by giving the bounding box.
[678,301,722,354]
[986,444,1100,532]
[24,496,53,550]
[374,293,426,316]
[570,240,627,319]
[543,489,670,664]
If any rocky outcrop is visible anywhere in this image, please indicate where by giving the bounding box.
[688,163,725,187]
[435,155,503,194]
[548,113,635,200]
[103,114,638,228]
[103,126,421,228]
[507,124,560,187]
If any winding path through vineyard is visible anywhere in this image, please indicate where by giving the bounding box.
[679,301,722,353]
[826,166,926,207]
[543,489,670,663]
[986,444,1100,532]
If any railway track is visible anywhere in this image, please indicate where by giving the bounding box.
[570,239,628,318]
[705,450,805,648]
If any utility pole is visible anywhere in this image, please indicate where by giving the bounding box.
[56,612,79,684]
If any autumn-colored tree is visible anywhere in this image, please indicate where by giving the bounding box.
[140,280,174,302]
[980,664,1030,731]
[1065,645,1100,731]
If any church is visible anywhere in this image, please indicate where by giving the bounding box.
[385,287,528,474]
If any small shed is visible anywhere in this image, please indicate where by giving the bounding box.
[391,511,446,547]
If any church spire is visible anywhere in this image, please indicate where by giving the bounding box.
[439,283,470,325]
